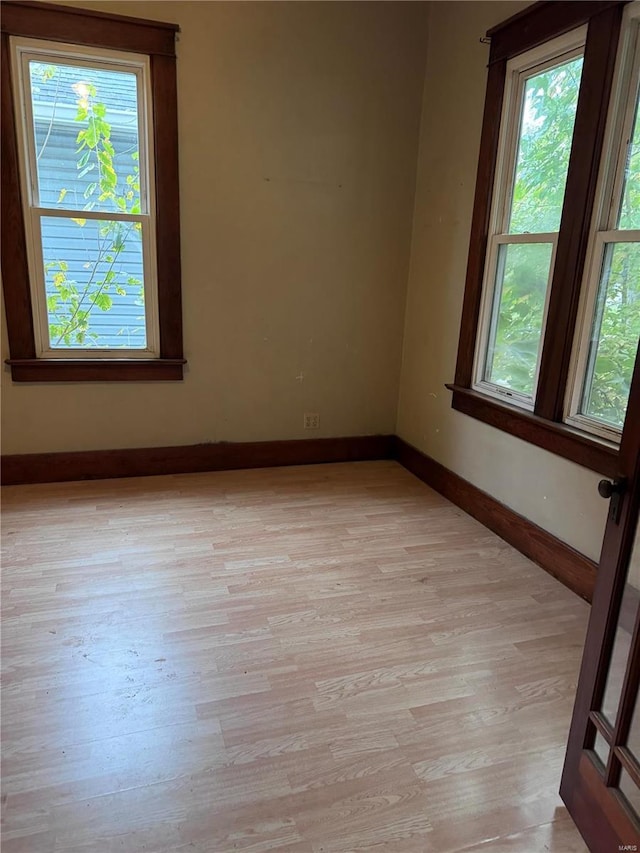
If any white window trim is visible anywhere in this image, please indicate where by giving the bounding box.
[472,27,587,409]
[10,36,160,359]
[565,2,640,442]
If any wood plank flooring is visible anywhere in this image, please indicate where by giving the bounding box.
[1,460,591,852]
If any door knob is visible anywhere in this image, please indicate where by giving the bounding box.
[598,479,622,499]
[597,477,627,522]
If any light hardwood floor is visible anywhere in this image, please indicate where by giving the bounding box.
[1,460,591,852]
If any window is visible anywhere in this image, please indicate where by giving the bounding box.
[451,0,640,476]
[475,31,585,408]
[14,42,158,355]
[567,11,640,440]
[1,1,184,381]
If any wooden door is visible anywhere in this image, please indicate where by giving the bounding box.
[561,345,640,851]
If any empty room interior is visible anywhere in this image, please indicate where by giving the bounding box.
[2,0,640,851]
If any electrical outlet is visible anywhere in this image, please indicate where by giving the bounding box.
[304,413,320,429]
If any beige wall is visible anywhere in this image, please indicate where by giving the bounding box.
[1,1,428,453]
[396,0,608,562]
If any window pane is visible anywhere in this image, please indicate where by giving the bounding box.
[484,242,553,396]
[600,587,638,727]
[627,687,640,764]
[581,242,640,428]
[619,768,640,819]
[41,216,146,349]
[29,61,141,214]
[602,521,639,736]
[618,86,640,230]
[508,55,583,234]
[593,729,610,768]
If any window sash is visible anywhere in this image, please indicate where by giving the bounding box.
[27,210,159,358]
[10,36,160,358]
[566,228,640,441]
[566,5,640,441]
[495,43,585,236]
[472,29,586,409]
[473,233,558,409]
[609,21,640,232]
[16,43,153,214]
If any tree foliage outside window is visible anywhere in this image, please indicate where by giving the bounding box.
[584,243,640,428]
[509,56,583,234]
[486,242,552,396]
[618,91,640,230]
[582,90,640,428]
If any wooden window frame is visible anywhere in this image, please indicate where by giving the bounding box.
[449,0,629,476]
[1,0,185,381]
[566,4,640,443]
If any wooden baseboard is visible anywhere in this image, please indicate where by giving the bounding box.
[1,434,394,486]
[393,437,598,603]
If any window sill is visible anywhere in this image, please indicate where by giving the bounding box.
[446,383,619,477]
[5,358,186,382]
